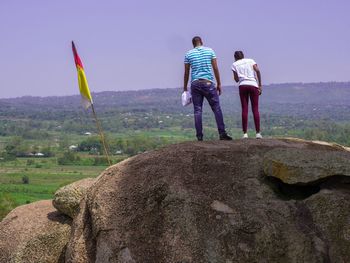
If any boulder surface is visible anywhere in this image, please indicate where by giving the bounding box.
[0,200,71,263]
[53,178,96,218]
[263,147,350,184]
[65,138,350,263]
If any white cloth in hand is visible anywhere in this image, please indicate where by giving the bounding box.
[181,91,192,106]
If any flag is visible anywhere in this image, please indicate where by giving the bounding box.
[72,41,93,109]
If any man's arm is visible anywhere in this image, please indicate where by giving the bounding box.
[253,64,262,95]
[184,63,190,92]
[211,58,222,95]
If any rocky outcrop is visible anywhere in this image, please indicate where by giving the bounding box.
[1,138,349,263]
[263,147,350,184]
[64,138,350,263]
[0,200,71,263]
[53,178,95,218]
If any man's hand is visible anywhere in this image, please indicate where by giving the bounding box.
[211,58,222,95]
[258,86,262,95]
[216,84,222,96]
[184,64,190,93]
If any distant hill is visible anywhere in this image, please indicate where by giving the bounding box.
[0,82,349,121]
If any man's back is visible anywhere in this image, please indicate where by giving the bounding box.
[183,36,231,141]
[184,46,216,82]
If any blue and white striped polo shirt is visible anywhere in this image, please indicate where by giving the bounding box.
[184,46,216,83]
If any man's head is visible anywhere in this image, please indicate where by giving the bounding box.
[192,36,203,47]
[234,51,244,61]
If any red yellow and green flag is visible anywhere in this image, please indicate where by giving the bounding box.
[72,41,93,109]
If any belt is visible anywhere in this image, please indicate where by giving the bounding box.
[195,79,212,83]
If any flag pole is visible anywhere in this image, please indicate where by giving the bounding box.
[71,41,112,166]
[91,104,112,166]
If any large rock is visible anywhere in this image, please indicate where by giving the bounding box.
[0,200,71,263]
[53,178,96,218]
[65,138,350,263]
[305,189,350,260]
[263,147,350,184]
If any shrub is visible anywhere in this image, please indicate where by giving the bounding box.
[22,175,30,184]
[57,151,81,165]
[78,136,102,152]
[3,152,16,161]
[41,147,55,157]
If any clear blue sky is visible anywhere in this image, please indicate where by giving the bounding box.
[0,0,349,98]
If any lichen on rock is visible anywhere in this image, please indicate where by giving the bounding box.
[53,178,96,218]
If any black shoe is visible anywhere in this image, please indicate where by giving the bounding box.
[197,136,203,141]
[220,133,232,140]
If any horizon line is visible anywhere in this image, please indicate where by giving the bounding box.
[1,80,349,100]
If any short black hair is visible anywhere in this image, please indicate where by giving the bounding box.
[234,51,244,60]
[192,36,203,47]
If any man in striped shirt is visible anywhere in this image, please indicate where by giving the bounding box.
[184,36,232,141]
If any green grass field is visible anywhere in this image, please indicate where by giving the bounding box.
[0,157,109,220]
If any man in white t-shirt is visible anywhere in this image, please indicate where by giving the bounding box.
[231,51,262,139]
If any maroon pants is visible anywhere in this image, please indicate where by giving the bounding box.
[239,85,260,133]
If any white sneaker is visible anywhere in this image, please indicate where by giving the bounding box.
[256,133,263,139]
[242,133,248,139]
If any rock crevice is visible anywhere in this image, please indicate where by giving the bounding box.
[264,174,350,200]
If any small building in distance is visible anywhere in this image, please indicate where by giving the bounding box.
[69,145,78,151]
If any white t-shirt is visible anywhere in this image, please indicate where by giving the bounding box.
[231,58,259,88]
